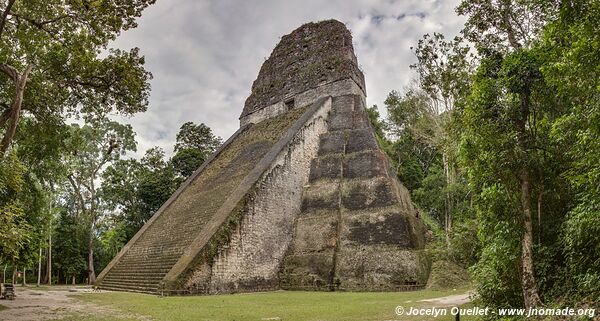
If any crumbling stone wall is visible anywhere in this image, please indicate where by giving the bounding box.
[280,95,430,291]
[241,20,365,124]
[183,98,331,294]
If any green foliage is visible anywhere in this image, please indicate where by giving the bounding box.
[172,122,222,179]
[0,0,155,152]
[101,147,179,241]
[456,0,557,50]
[171,148,206,179]
[469,184,523,308]
[410,33,472,107]
[96,220,128,273]
[454,0,596,308]
[174,122,221,154]
[539,0,600,301]
[0,151,35,264]
[53,211,87,282]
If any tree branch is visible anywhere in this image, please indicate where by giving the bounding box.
[9,12,68,45]
[1,64,33,154]
[67,174,86,213]
[0,63,18,82]
[0,0,16,40]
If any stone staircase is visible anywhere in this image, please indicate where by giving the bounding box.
[280,94,428,291]
[97,108,309,294]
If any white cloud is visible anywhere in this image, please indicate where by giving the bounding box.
[109,0,465,158]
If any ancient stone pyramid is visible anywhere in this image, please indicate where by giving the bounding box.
[97,19,430,295]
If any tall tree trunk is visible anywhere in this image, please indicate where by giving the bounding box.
[37,247,42,286]
[520,169,542,308]
[22,267,25,286]
[47,234,52,285]
[442,152,455,247]
[88,231,96,284]
[537,191,542,244]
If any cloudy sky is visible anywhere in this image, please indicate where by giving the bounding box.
[109,0,466,158]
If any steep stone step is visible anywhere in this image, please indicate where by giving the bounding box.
[115,256,179,263]
[102,273,165,281]
[309,154,342,182]
[343,151,389,180]
[101,276,161,285]
[300,181,339,212]
[106,266,172,273]
[109,262,175,271]
[99,283,158,294]
[341,177,398,211]
[280,252,335,290]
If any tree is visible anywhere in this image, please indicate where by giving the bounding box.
[457,45,575,307]
[0,151,31,264]
[0,0,155,155]
[456,0,558,50]
[172,122,221,179]
[454,0,564,308]
[53,210,86,284]
[101,147,179,241]
[540,0,600,300]
[63,118,136,284]
[407,33,473,245]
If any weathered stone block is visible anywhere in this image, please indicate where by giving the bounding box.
[290,215,338,253]
[301,182,340,211]
[352,110,370,128]
[342,178,397,210]
[343,151,388,179]
[309,155,342,182]
[332,95,355,114]
[335,246,431,291]
[280,252,335,290]
[345,128,378,153]
[318,131,345,155]
[341,211,414,248]
[328,109,354,131]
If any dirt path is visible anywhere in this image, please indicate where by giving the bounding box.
[419,292,473,306]
[0,285,149,321]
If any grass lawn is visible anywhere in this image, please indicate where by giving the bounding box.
[73,288,476,321]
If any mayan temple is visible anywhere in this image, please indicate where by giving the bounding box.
[96,19,430,295]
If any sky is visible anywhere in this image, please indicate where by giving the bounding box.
[109,0,466,158]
